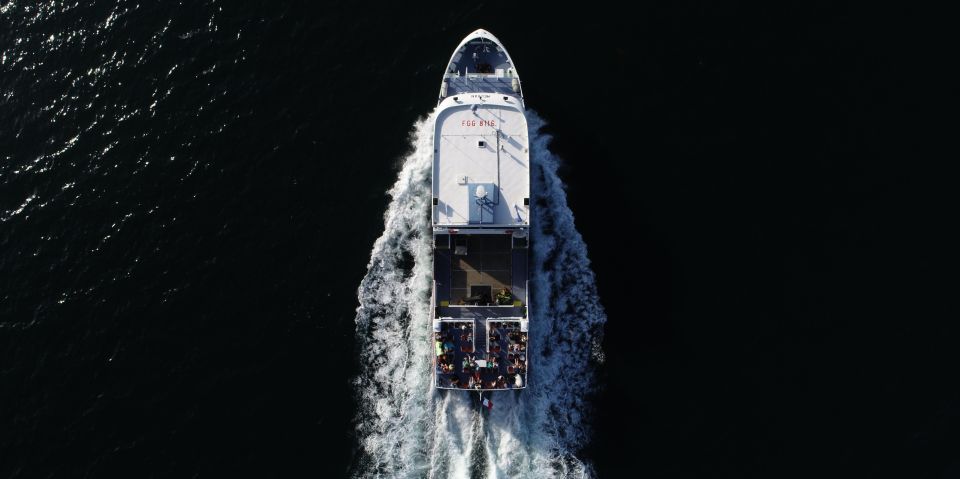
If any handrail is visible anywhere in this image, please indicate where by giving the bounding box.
[430,280,437,387]
[444,304,519,308]
[442,71,516,80]
[525,280,529,319]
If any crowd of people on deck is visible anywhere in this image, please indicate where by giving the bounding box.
[435,319,528,389]
[491,322,527,379]
[435,324,473,375]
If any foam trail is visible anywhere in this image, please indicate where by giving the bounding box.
[354,111,606,478]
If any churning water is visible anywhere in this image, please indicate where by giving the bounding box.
[353,111,606,478]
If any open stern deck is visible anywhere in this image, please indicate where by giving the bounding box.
[432,234,529,391]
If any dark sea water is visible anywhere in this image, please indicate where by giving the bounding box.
[1,1,953,478]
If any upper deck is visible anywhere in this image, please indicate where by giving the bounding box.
[432,94,530,228]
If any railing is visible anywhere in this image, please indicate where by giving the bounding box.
[522,280,529,386]
[523,280,530,329]
[441,74,519,97]
[430,281,436,388]
[442,71,517,80]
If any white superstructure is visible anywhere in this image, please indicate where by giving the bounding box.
[432,94,529,227]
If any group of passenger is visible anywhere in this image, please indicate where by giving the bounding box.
[437,320,528,389]
[507,353,527,375]
[490,323,527,349]
[461,354,477,372]
[436,349,455,374]
[456,353,504,373]
[434,333,455,355]
[448,371,517,389]
[478,322,526,388]
[507,335,527,353]
[435,324,473,375]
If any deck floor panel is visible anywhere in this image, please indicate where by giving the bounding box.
[434,249,452,303]
[439,306,523,319]
[444,235,520,305]
[511,249,528,302]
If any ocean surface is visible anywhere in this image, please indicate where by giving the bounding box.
[1,1,952,478]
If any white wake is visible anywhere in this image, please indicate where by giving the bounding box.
[353,111,606,479]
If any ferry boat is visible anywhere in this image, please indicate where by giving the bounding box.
[432,30,529,391]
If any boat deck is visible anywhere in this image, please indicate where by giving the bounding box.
[433,234,529,390]
[434,235,527,306]
[432,31,529,392]
[434,318,527,390]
